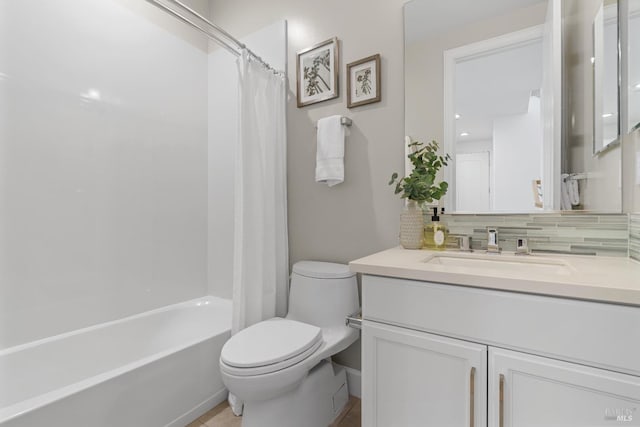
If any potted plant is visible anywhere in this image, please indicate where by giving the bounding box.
[389,139,451,249]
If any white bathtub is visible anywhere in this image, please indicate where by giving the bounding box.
[0,296,231,427]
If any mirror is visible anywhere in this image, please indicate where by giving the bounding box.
[592,0,620,154]
[404,0,623,213]
[625,0,640,132]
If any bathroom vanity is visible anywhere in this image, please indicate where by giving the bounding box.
[350,248,640,426]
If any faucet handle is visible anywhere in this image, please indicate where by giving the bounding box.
[516,237,530,255]
[458,235,473,252]
[449,234,473,252]
[486,227,501,253]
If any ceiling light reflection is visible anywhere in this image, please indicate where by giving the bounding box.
[80,88,101,101]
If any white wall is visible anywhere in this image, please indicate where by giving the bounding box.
[457,140,493,154]
[492,97,544,211]
[0,0,209,349]
[623,127,640,212]
[207,22,287,300]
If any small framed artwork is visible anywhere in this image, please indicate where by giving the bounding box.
[347,54,381,108]
[296,37,339,108]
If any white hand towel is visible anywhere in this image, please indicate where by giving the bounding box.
[560,174,571,210]
[315,115,345,187]
[568,178,580,206]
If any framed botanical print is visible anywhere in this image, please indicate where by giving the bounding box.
[296,37,339,107]
[347,54,381,108]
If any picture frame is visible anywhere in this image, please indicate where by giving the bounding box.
[296,37,339,108]
[347,54,381,108]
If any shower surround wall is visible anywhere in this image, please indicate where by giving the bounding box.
[0,0,210,349]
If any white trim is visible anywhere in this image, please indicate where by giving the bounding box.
[547,0,562,210]
[334,363,361,398]
[166,389,228,427]
[443,25,545,212]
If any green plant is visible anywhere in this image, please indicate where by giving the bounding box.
[388,139,452,203]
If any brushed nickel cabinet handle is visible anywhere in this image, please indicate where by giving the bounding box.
[499,374,505,427]
[470,367,476,427]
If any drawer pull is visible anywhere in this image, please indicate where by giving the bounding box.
[499,374,505,427]
[470,367,476,427]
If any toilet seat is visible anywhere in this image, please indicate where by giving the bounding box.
[220,318,323,376]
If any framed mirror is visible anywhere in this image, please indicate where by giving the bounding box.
[404,0,623,213]
[592,0,620,154]
[624,0,640,133]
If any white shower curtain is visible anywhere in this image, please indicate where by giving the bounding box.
[232,50,289,334]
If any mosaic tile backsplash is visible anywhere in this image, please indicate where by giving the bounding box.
[630,213,640,261]
[429,213,630,257]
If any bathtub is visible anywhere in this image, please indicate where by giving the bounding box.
[0,296,231,427]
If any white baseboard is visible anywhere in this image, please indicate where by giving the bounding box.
[334,363,361,398]
[166,388,228,427]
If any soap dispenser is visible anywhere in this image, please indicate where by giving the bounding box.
[424,207,448,250]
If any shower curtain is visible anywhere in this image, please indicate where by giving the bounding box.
[229,49,288,416]
[232,50,288,335]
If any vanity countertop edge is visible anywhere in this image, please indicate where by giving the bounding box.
[349,246,640,307]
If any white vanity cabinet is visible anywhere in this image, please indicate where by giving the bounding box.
[361,275,640,427]
[362,321,487,427]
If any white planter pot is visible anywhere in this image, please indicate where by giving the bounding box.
[399,201,424,249]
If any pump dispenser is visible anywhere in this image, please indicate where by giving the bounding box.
[423,207,448,250]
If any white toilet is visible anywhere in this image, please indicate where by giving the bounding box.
[219,261,360,427]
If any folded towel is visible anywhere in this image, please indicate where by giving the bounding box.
[315,115,345,187]
[560,174,571,210]
[568,178,580,206]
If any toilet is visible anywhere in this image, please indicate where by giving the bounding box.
[219,261,360,427]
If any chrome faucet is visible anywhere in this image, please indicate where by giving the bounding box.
[486,227,501,253]
[454,235,473,252]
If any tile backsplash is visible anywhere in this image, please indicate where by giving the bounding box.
[434,213,629,257]
[630,213,640,261]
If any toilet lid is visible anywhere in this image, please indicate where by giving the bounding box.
[292,261,355,279]
[221,318,322,369]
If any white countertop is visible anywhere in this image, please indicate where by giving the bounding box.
[349,247,640,307]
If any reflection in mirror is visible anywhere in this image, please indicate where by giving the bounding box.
[405,0,623,213]
[405,0,560,213]
[628,0,640,131]
[447,28,546,212]
[592,1,619,154]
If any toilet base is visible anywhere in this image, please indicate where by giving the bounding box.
[241,360,349,427]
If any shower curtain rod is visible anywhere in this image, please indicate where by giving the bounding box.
[144,0,284,75]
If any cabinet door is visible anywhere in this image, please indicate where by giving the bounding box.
[362,320,487,427]
[489,347,640,426]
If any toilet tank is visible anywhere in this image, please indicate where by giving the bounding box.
[286,261,359,329]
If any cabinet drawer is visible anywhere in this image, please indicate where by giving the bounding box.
[362,275,640,376]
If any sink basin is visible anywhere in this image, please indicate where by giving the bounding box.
[423,252,572,275]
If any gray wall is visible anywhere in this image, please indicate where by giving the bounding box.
[210,0,407,369]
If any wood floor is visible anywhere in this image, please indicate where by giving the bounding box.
[186,396,361,427]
